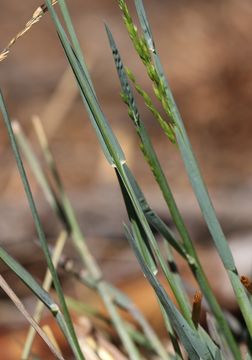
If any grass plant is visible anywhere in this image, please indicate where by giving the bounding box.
[0,0,251,359]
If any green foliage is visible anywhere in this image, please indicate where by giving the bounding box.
[0,0,251,359]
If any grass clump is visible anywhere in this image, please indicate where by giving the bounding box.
[0,0,251,359]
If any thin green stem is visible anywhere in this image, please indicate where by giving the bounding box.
[16,115,169,359]
[45,1,224,356]
[135,3,252,331]
[0,91,84,360]
[118,164,193,326]
[159,300,184,360]
[106,23,239,353]
[31,118,142,360]
[22,230,67,360]
[117,1,248,357]
[0,275,65,360]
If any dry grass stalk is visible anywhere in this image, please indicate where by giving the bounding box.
[0,0,58,62]
[0,275,65,360]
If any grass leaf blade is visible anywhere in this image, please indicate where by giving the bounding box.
[0,90,84,360]
[124,225,212,360]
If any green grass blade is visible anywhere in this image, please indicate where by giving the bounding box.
[119,166,194,325]
[124,164,186,257]
[22,230,67,360]
[206,313,233,360]
[122,1,247,355]
[176,136,235,269]
[124,225,213,360]
[97,285,142,360]
[13,121,69,228]
[67,295,167,356]
[105,285,170,360]
[135,0,251,289]
[105,25,186,258]
[0,246,79,357]
[45,1,165,285]
[158,301,184,359]
[56,17,196,330]
[0,275,65,360]
[163,244,222,358]
[26,127,142,360]
[131,218,158,275]
[57,0,96,95]
[0,246,56,309]
[111,22,241,348]
[115,169,157,275]
[118,164,190,315]
[31,118,146,360]
[45,0,125,167]
[0,90,84,360]
[176,88,252,339]
[44,3,230,357]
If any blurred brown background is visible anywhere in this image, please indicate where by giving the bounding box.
[0,0,252,352]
